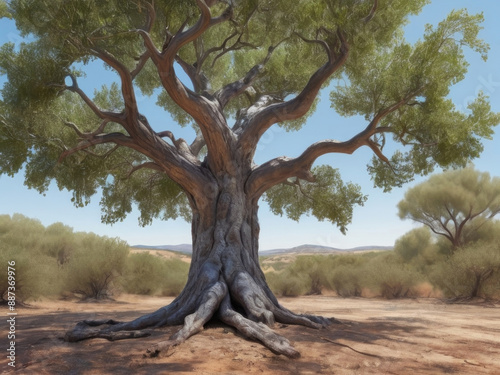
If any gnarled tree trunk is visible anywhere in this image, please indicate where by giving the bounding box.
[65,166,337,358]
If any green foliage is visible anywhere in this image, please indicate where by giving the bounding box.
[0,214,133,301]
[398,167,500,249]
[394,227,432,262]
[0,214,191,300]
[0,214,66,301]
[64,233,129,299]
[264,165,367,234]
[463,217,500,245]
[100,169,191,227]
[0,244,62,302]
[327,254,368,297]
[393,226,445,271]
[266,271,311,297]
[159,258,189,296]
[123,252,164,295]
[365,253,423,299]
[0,1,10,19]
[335,8,500,190]
[285,256,331,295]
[430,243,500,299]
[123,253,188,296]
[329,265,364,297]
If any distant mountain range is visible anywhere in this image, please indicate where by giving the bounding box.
[132,243,393,256]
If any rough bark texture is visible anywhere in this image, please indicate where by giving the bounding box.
[65,156,339,358]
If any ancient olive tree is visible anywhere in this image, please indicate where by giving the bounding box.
[1,0,499,357]
[398,167,500,252]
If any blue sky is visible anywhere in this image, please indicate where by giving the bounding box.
[1,1,499,250]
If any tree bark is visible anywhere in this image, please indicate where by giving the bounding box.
[65,167,338,358]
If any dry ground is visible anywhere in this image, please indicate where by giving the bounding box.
[1,295,499,374]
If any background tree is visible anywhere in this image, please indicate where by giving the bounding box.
[398,167,500,252]
[1,0,499,358]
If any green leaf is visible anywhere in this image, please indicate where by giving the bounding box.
[263,165,367,234]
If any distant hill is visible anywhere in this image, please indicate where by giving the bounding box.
[259,244,392,256]
[132,243,392,256]
[132,244,193,254]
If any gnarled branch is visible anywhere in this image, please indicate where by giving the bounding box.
[90,48,139,123]
[238,31,349,153]
[58,133,134,163]
[64,75,124,125]
[127,161,167,178]
[215,45,276,109]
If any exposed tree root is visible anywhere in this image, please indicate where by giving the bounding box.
[218,293,301,358]
[145,281,227,357]
[65,270,340,359]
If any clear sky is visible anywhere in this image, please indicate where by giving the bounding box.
[1,1,499,250]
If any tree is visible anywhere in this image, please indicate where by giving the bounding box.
[1,0,499,358]
[398,167,500,252]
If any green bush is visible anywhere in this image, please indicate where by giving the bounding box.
[265,271,311,297]
[365,253,423,299]
[286,256,329,295]
[123,252,164,295]
[64,233,129,299]
[430,243,500,299]
[329,265,364,297]
[41,222,76,265]
[0,216,64,302]
[159,258,189,296]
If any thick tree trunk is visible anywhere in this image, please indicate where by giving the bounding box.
[64,173,338,358]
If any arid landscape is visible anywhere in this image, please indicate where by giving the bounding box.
[2,294,499,374]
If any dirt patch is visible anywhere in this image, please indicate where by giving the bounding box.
[1,295,499,374]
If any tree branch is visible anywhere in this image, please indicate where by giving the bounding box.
[215,45,276,108]
[131,50,152,80]
[143,0,237,173]
[58,133,134,163]
[246,136,365,199]
[363,0,378,23]
[64,75,123,124]
[239,30,349,153]
[126,161,164,178]
[246,84,428,199]
[90,48,139,123]
[190,132,206,156]
[366,87,426,133]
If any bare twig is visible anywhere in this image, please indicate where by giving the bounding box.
[321,337,381,358]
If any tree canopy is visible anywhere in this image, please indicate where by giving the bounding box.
[398,167,500,250]
[0,0,498,230]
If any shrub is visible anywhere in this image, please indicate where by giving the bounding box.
[265,271,311,297]
[365,253,423,299]
[329,265,364,297]
[123,252,164,295]
[286,256,329,295]
[159,258,190,296]
[430,243,500,299]
[0,216,64,303]
[41,222,76,265]
[64,233,129,299]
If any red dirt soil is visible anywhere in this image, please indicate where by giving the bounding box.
[1,295,499,374]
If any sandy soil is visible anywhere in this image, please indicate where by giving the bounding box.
[1,295,499,374]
